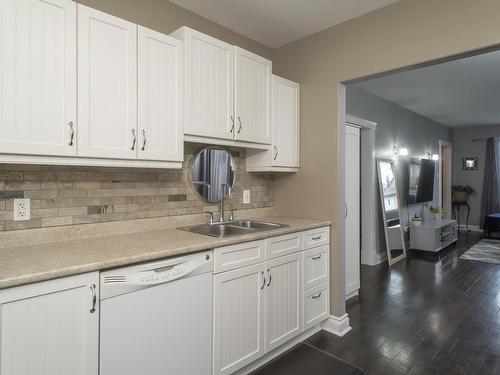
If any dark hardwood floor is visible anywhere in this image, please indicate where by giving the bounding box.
[306,232,500,374]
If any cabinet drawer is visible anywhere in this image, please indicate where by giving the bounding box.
[303,245,329,290]
[303,282,330,330]
[302,227,330,250]
[214,240,265,273]
[265,232,302,260]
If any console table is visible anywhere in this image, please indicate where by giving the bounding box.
[410,219,458,252]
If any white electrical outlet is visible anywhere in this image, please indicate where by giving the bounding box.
[243,190,251,204]
[13,198,30,221]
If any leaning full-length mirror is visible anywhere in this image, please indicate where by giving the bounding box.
[377,158,407,265]
[189,147,236,202]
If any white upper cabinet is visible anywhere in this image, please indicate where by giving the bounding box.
[172,27,234,141]
[0,272,99,375]
[246,75,300,172]
[77,5,137,159]
[234,47,272,145]
[272,76,299,167]
[138,26,183,162]
[0,0,76,157]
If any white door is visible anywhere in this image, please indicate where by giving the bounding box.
[138,26,183,162]
[213,263,265,375]
[78,5,137,159]
[265,253,303,352]
[234,47,272,144]
[0,272,99,375]
[0,0,76,156]
[272,75,299,167]
[184,28,234,140]
[345,125,361,297]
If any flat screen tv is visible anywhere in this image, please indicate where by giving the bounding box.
[408,158,435,204]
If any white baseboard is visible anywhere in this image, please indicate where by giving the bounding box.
[458,224,482,233]
[321,314,352,337]
[361,249,387,266]
[235,325,323,374]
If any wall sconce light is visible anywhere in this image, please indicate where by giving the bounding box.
[393,144,408,156]
[426,152,439,160]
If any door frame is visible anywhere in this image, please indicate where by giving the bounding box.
[438,140,453,219]
[345,115,378,267]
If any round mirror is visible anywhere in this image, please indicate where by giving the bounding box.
[189,147,237,202]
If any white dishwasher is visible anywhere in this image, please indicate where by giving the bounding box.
[100,250,213,375]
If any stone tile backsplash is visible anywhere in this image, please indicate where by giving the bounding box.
[0,144,274,231]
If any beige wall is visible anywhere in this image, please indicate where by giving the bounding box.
[77,0,272,59]
[272,0,500,316]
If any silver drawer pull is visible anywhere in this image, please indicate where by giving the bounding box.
[267,268,271,287]
[312,254,322,260]
[260,271,266,290]
[68,122,74,146]
[273,145,278,160]
[312,235,322,241]
[89,284,97,313]
[312,292,322,299]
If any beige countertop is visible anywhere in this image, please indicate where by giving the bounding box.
[0,216,331,290]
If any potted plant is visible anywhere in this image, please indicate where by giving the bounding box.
[452,185,475,203]
[429,206,446,220]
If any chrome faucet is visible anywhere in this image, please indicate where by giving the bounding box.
[220,183,230,223]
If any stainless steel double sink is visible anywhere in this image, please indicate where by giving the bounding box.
[179,220,288,238]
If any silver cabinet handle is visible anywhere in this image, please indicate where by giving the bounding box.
[141,129,146,151]
[89,284,97,313]
[267,268,271,287]
[260,270,266,290]
[68,122,74,146]
[130,129,136,150]
[237,116,242,133]
[345,203,348,219]
[230,116,235,133]
[312,292,322,299]
[312,254,322,260]
[273,145,278,160]
[312,235,322,241]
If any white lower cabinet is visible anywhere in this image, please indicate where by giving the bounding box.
[0,272,99,375]
[213,263,266,375]
[213,228,330,375]
[265,253,302,352]
[303,282,330,330]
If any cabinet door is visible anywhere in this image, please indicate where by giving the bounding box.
[234,47,272,144]
[272,76,299,167]
[0,0,76,156]
[78,5,137,159]
[265,253,303,352]
[138,26,183,162]
[183,28,234,140]
[0,272,99,375]
[213,263,265,375]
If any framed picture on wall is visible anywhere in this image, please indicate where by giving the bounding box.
[462,157,478,170]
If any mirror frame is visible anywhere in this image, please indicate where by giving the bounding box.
[188,146,237,203]
[376,158,407,266]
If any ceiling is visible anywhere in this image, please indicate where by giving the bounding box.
[352,49,500,128]
[169,0,399,48]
